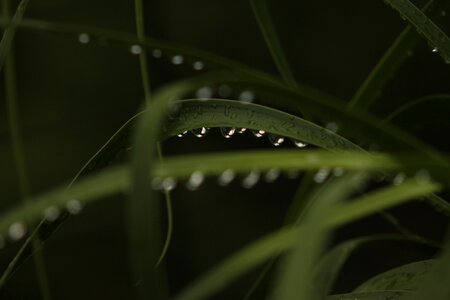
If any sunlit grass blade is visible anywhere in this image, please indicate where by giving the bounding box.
[174,179,440,300]
[347,0,449,112]
[249,0,297,87]
[271,173,368,300]
[354,259,434,292]
[384,0,450,63]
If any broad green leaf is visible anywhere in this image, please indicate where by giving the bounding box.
[249,0,297,87]
[313,236,433,298]
[355,260,434,292]
[384,0,450,63]
[174,180,440,300]
[347,0,450,111]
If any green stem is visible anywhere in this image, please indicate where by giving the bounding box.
[1,0,52,299]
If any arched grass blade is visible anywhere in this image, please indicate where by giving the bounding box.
[249,0,298,87]
[174,179,440,300]
[384,0,450,63]
[354,260,434,293]
[347,0,450,112]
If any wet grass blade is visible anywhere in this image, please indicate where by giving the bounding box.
[174,179,440,300]
[249,0,297,86]
[384,0,450,63]
[355,260,434,292]
[347,0,450,111]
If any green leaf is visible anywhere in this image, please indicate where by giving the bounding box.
[384,0,450,63]
[347,0,450,111]
[313,236,432,298]
[249,0,297,87]
[327,290,410,300]
[174,180,440,300]
[355,260,434,293]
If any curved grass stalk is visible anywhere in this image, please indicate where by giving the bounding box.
[347,0,450,112]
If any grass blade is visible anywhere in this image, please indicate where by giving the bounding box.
[347,0,449,111]
[174,179,440,300]
[384,0,450,63]
[328,290,410,299]
[249,0,297,87]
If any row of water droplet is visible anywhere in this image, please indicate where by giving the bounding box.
[0,200,83,248]
[177,127,309,148]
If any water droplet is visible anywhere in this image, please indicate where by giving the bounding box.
[333,168,345,177]
[177,131,188,138]
[186,171,205,191]
[432,47,439,53]
[191,127,209,138]
[326,122,339,132]
[239,90,255,103]
[242,170,261,189]
[285,170,299,179]
[268,134,284,146]
[66,199,83,215]
[195,86,213,99]
[252,130,266,138]
[414,170,430,182]
[78,33,90,44]
[393,173,406,186]
[220,127,236,138]
[292,139,308,148]
[44,206,61,222]
[171,55,184,65]
[8,222,26,241]
[236,128,247,134]
[130,44,142,55]
[264,168,280,182]
[218,85,232,98]
[441,10,447,17]
[218,169,235,186]
[152,49,162,58]
[161,177,177,191]
[192,61,204,71]
[314,168,330,183]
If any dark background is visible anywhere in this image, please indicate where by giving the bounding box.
[0,0,449,299]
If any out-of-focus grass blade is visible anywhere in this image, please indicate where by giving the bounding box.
[354,260,434,293]
[249,0,297,87]
[384,0,450,63]
[313,236,433,298]
[271,173,368,300]
[174,179,440,300]
[347,0,449,112]
[0,0,29,72]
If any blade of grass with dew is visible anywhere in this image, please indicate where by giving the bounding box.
[174,179,440,300]
[249,0,297,87]
[1,0,52,298]
[270,173,369,300]
[384,0,450,63]
[354,259,434,293]
[347,0,450,111]
[407,237,450,300]
[313,237,435,298]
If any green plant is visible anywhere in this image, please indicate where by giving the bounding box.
[1,0,450,299]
